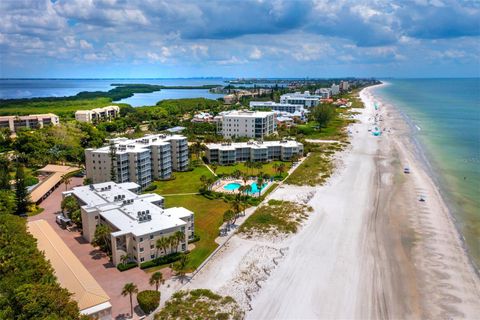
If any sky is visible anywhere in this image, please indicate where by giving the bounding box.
[0,0,479,78]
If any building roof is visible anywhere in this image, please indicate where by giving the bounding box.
[166,126,186,133]
[68,182,191,237]
[206,140,302,151]
[27,220,111,313]
[30,165,80,203]
[221,110,274,118]
[86,133,186,154]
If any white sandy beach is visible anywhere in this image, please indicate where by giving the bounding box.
[166,84,480,319]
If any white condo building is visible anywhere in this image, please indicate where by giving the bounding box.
[206,140,303,165]
[280,91,321,108]
[249,101,307,114]
[0,113,59,132]
[314,88,332,99]
[75,106,120,123]
[64,182,194,267]
[216,110,276,139]
[340,81,350,91]
[330,84,340,95]
[85,134,189,188]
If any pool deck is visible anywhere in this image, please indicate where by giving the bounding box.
[211,178,273,197]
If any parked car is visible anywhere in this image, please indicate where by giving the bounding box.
[56,214,72,228]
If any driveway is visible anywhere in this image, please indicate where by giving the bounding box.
[29,177,169,319]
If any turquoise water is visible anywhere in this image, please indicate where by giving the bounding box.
[249,182,267,194]
[373,78,480,268]
[223,182,267,194]
[224,182,241,191]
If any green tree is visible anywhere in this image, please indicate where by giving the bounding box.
[92,224,112,254]
[61,196,79,215]
[149,271,165,291]
[0,156,11,190]
[256,174,264,197]
[312,104,334,130]
[62,174,72,191]
[121,282,138,318]
[120,253,131,267]
[0,190,16,215]
[172,253,189,283]
[137,290,160,314]
[14,163,30,215]
[223,209,235,228]
[156,237,169,257]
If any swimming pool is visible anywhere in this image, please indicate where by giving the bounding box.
[223,182,241,191]
[222,182,268,194]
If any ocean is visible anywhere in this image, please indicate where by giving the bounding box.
[372,78,480,269]
[0,78,227,106]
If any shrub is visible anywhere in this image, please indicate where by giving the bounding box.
[137,290,160,314]
[188,233,200,244]
[117,261,137,271]
[144,184,157,192]
[140,252,184,269]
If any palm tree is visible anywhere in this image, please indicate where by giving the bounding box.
[210,163,218,175]
[149,271,164,291]
[155,237,166,257]
[174,231,185,252]
[173,253,189,283]
[278,163,286,178]
[257,174,264,197]
[121,282,138,318]
[272,163,280,177]
[231,199,242,224]
[254,162,263,175]
[238,185,246,197]
[62,174,72,191]
[168,235,176,254]
[223,209,235,229]
[120,253,130,267]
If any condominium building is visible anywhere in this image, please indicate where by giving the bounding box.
[249,101,307,114]
[330,84,340,95]
[216,110,276,139]
[314,88,332,99]
[206,140,303,165]
[75,106,120,123]
[0,113,59,132]
[280,91,321,108]
[340,81,350,91]
[85,134,189,188]
[64,182,194,267]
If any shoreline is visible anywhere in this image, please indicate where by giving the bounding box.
[366,85,480,318]
[371,84,480,275]
[157,83,480,319]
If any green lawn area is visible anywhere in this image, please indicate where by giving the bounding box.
[214,161,291,178]
[151,165,215,194]
[163,194,230,270]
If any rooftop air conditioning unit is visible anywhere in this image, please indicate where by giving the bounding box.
[147,214,151,220]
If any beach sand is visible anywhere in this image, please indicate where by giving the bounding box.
[174,84,480,319]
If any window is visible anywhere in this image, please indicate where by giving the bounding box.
[140,257,144,262]
[139,237,143,242]
[132,236,136,241]
[140,247,144,252]
[150,244,154,249]
[151,255,155,259]
[150,234,154,240]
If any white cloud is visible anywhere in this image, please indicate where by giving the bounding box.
[249,47,263,60]
[79,39,93,50]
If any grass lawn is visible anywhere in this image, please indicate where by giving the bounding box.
[214,161,291,178]
[152,165,215,194]
[297,116,350,141]
[163,194,231,270]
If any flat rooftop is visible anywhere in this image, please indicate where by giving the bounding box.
[68,182,191,237]
[27,220,111,314]
[206,140,302,150]
[222,110,274,118]
[86,133,186,154]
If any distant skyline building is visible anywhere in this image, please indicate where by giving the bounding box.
[215,110,276,139]
[64,181,194,267]
[85,134,189,188]
[280,91,321,108]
